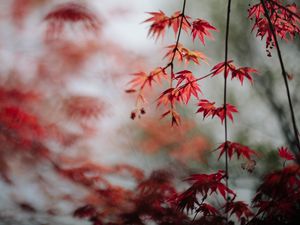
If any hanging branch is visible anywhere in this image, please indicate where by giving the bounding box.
[166,0,187,125]
[267,0,300,20]
[223,0,232,221]
[260,0,300,153]
[168,0,187,85]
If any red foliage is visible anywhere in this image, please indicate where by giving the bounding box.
[44,3,101,38]
[144,11,191,39]
[248,0,300,56]
[64,96,105,120]
[186,171,235,199]
[278,146,295,161]
[164,43,207,65]
[196,99,238,123]
[136,119,210,163]
[175,70,202,104]
[253,165,300,222]
[211,61,258,85]
[191,19,217,44]
[225,201,253,221]
[217,141,258,160]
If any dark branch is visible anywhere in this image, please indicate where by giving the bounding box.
[223,0,232,222]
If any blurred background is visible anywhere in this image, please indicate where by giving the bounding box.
[0,0,299,224]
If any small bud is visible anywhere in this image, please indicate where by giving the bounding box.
[130,111,136,120]
[287,73,294,80]
[140,108,146,115]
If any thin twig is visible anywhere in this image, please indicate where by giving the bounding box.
[261,0,300,153]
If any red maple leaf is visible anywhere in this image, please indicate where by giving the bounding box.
[169,11,191,36]
[44,3,101,36]
[128,67,167,91]
[211,61,257,84]
[225,201,254,220]
[157,88,179,107]
[248,1,300,55]
[278,146,295,161]
[191,19,217,44]
[177,171,235,213]
[164,43,207,65]
[217,141,257,160]
[184,170,235,200]
[231,67,258,85]
[196,99,217,119]
[144,11,170,39]
[216,103,239,123]
[197,203,219,216]
[196,100,238,123]
[211,60,235,78]
[175,70,202,104]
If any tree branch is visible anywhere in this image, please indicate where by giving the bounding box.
[223,0,232,222]
[261,0,300,154]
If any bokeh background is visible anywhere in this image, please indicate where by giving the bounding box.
[0,0,299,224]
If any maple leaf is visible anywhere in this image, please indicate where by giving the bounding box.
[217,141,257,160]
[248,1,300,55]
[64,96,105,120]
[171,110,181,126]
[129,71,149,89]
[177,188,198,213]
[144,11,169,39]
[164,44,183,62]
[183,170,235,200]
[169,11,191,36]
[196,100,238,123]
[231,67,258,84]
[157,88,179,107]
[225,201,254,220]
[278,146,295,161]
[253,165,300,219]
[44,3,101,37]
[211,61,258,85]
[177,171,234,214]
[197,203,219,216]
[216,103,238,123]
[145,10,191,39]
[211,60,235,78]
[138,170,176,196]
[128,67,167,91]
[191,19,217,44]
[165,43,208,66]
[159,109,181,126]
[196,99,217,119]
[175,70,202,104]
